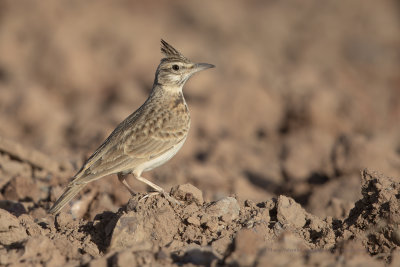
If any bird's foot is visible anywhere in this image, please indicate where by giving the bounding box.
[139,192,160,201]
[161,191,182,206]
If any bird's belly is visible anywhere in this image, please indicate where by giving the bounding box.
[141,138,187,172]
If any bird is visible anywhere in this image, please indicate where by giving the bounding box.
[48,39,214,214]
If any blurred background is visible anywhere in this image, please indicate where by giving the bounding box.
[0,0,399,219]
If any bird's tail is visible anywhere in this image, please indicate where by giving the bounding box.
[48,183,86,215]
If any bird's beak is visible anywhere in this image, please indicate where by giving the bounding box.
[192,63,215,73]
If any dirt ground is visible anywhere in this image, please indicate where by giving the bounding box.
[0,0,400,266]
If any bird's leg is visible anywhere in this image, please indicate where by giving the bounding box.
[117,173,135,196]
[136,176,164,192]
[135,175,180,205]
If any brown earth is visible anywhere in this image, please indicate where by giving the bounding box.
[0,0,400,266]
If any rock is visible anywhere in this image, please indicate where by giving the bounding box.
[335,239,383,267]
[88,257,107,267]
[206,197,240,223]
[55,212,77,230]
[187,215,201,226]
[19,214,43,237]
[82,237,101,257]
[22,236,65,266]
[0,155,31,178]
[201,214,219,232]
[0,247,23,266]
[110,195,179,251]
[256,231,310,267]
[114,250,138,267]
[0,209,28,245]
[3,176,41,202]
[53,236,81,259]
[277,196,306,228]
[225,228,265,266]
[344,169,400,258]
[211,235,232,256]
[170,184,204,205]
[0,136,61,173]
[110,214,153,251]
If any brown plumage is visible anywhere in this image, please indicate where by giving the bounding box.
[48,39,214,214]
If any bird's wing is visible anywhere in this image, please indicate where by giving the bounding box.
[124,125,188,159]
[69,110,189,185]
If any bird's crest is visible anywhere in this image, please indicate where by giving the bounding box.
[160,39,189,62]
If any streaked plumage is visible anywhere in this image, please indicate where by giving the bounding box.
[48,39,214,214]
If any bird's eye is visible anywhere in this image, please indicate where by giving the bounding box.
[172,64,180,71]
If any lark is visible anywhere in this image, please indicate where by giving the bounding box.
[48,39,214,214]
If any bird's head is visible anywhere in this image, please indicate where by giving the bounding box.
[154,39,214,91]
